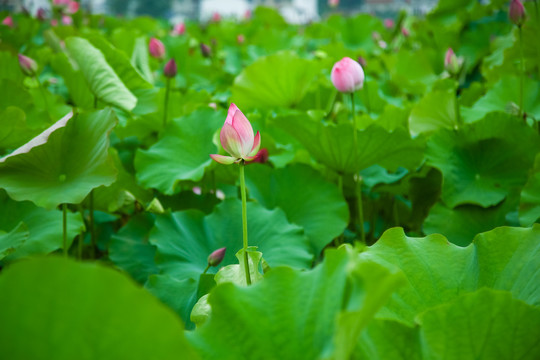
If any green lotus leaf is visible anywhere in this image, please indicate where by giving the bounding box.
[245,163,349,254]
[272,112,424,174]
[0,109,118,209]
[50,53,95,109]
[0,222,28,260]
[187,247,403,360]
[425,112,540,208]
[134,108,224,195]
[408,89,458,136]
[231,51,320,109]
[0,190,85,261]
[358,225,540,325]
[0,256,199,360]
[65,37,137,112]
[520,153,540,226]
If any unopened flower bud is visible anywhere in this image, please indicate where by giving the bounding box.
[207,247,226,267]
[444,48,461,76]
[2,16,14,28]
[163,58,177,78]
[509,0,526,26]
[149,38,165,59]
[331,57,365,93]
[18,54,38,76]
[200,43,212,58]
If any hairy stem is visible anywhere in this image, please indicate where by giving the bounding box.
[239,161,252,285]
[163,78,171,127]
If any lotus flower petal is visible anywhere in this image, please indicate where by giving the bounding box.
[248,131,261,157]
[210,154,237,165]
[220,123,243,159]
[231,107,254,157]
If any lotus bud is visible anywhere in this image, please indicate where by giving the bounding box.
[211,12,221,22]
[2,16,14,28]
[237,34,245,44]
[146,198,165,214]
[384,18,394,29]
[172,22,185,36]
[149,38,165,59]
[509,0,526,26]
[18,54,38,76]
[51,19,58,26]
[210,103,261,165]
[192,187,202,195]
[250,148,269,164]
[67,1,80,14]
[36,8,47,21]
[444,48,461,76]
[331,57,365,93]
[207,247,226,267]
[53,0,71,6]
[401,27,410,37]
[328,0,339,8]
[61,15,72,25]
[163,58,177,78]
[200,43,212,58]
[244,10,252,19]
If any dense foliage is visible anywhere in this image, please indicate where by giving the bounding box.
[0,0,539,359]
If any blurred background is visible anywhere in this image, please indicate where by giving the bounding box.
[3,0,442,24]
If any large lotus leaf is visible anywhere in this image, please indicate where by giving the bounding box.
[134,108,224,195]
[0,257,199,360]
[462,76,540,123]
[0,109,118,209]
[0,190,85,261]
[0,106,38,152]
[326,14,383,51]
[408,89,458,136]
[423,200,512,246]
[272,112,424,174]
[186,247,403,360]
[425,112,540,208]
[520,153,540,226]
[86,34,152,91]
[358,225,540,325]
[0,51,24,84]
[65,37,137,112]
[151,198,312,280]
[385,50,439,95]
[231,51,320,109]
[418,289,540,360]
[108,213,158,284]
[245,164,348,254]
[50,53,94,109]
[0,222,28,260]
[354,289,540,360]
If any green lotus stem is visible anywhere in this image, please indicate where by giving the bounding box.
[163,78,171,127]
[518,25,524,119]
[36,76,50,118]
[338,174,343,195]
[350,92,357,145]
[363,78,371,114]
[203,264,210,275]
[454,91,461,130]
[62,203,68,257]
[357,176,365,243]
[239,161,252,285]
[78,230,84,260]
[89,190,96,259]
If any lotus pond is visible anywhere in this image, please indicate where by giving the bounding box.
[0,1,539,359]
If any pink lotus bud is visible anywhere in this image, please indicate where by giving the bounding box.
[444,48,461,75]
[378,40,388,49]
[53,0,71,6]
[200,43,212,58]
[163,58,177,78]
[51,19,58,27]
[61,15,72,25]
[67,1,80,14]
[237,34,245,44]
[149,38,165,59]
[211,12,221,22]
[18,54,38,76]
[509,0,526,26]
[36,8,47,21]
[172,22,185,36]
[328,0,339,8]
[2,16,14,28]
[384,18,394,29]
[244,10,252,19]
[357,56,367,68]
[331,57,365,93]
[401,27,410,37]
[207,247,226,267]
[210,103,261,165]
[249,148,269,164]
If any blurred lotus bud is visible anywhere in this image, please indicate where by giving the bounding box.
[244,9,252,19]
[384,18,394,29]
[211,12,221,22]
[67,1,79,14]
[357,56,367,68]
[51,19,58,26]
[378,40,387,49]
[444,48,462,76]
[61,15,72,25]
[207,247,226,267]
[172,22,185,36]
[192,187,202,195]
[401,27,410,37]
[328,0,339,8]
[200,43,212,58]
[149,38,165,59]
[237,34,245,44]
[163,58,177,78]
[509,0,526,26]
[18,54,38,76]
[36,8,47,21]
[2,16,14,28]
[372,31,381,41]
[331,57,364,93]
